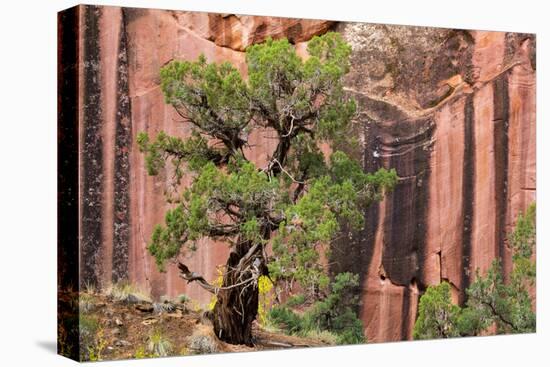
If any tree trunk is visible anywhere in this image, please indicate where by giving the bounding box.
[211,241,260,345]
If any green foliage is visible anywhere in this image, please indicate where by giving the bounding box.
[286,294,306,307]
[138,32,398,337]
[464,203,536,335]
[177,294,190,304]
[137,130,225,181]
[413,282,461,340]
[303,272,365,344]
[79,314,106,361]
[79,314,99,337]
[160,54,251,149]
[303,329,339,345]
[86,328,107,362]
[245,34,356,143]
[147,159,284,271]
[134,346,157,359]
[269,154,396,293]
[509,203,536,260]
[268,272,365,345]
[413,204,536,340]
[268,306,304,334]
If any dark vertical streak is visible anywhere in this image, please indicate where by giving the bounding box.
[80,5,103,288]
[382,118,434,288]
[493,75,509,267]
[461,95,475,305]
[401,285,411,340]
[329,117,380,319]
[330,118,380,279]
[112,9,132,283]
[358,118,381,282]
[57,5,80,302]
[57,5,80,361]
[412,123,432,289]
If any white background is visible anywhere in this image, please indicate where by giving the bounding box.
[0,0,547,366]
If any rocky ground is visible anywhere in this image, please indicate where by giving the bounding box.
[59,288,331,361]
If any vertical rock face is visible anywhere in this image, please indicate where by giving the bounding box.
[334,24,536,342]
[74,5,332,302]
[71,5,535,342]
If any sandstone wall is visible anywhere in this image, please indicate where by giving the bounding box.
[69,5,535,342]
[332,24,536,342]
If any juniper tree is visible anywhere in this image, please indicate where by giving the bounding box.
[137,32,397,345]
[461,203,536,335]
[413,204,536,340]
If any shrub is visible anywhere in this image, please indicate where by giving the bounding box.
[267,306,304,334]
[105,281,152,303]
[268,272,366,344]
[258,275,275,325]
[413,282,461,340]
[147,329,173,357]
[304,272,365,344]
[79,314,107,361]
[79,293,95,314]
[134,346,157,359]
[188,334,218,354]
[286,294,306,307]
[413,203,536,339]
[87,329,107,361]
[303,329,338,345]
[177,294,190,304]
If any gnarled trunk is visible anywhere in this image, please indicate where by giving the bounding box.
[178,239,267,345]
[212,241,261,345]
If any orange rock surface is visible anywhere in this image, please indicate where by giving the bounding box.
[69,5,536,342]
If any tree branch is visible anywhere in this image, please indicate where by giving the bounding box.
[272,159,305,184]
[178,262,216,294]
[178,262,259,294]
[292,169,309,203]
[208,224,240,238]
[481,300,518,331]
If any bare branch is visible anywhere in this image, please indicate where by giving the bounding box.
[178,262,216,294]
[281,115,295,137]
[272,159,305,184]
[178,262,259,295]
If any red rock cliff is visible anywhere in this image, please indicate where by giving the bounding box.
[69,5,535,343]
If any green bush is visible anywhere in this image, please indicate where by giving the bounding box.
[268,306,304,334]
[286,294,306,307]
[413,203,536,340]
[413,282,461,340]
[268,272,365,345]
[304,272,365,344]
[79,314,106,361]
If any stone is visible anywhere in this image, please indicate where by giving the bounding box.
[114,339,132,347]
[73,5,535,344]
[135,303,154,313]
[141,317,158,326]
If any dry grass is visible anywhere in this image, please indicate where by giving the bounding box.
[104,281,152,303]
[72,287,333,361]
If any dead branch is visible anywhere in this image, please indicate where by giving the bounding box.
[177,262,216,294]
[178,262,259,295]
[272,159,305,184]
